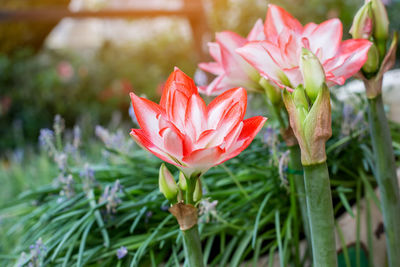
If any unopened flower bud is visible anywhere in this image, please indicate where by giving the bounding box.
[350,1,373,39]
[369,0,389,41]
[292,85,309,127]
[193,178,203,203]
[300,48,326,103]
[296,107,308,127]
[293,85,309,110]
[179,172,187,191]
[259,77,281,104]
[159,164,178,202]
[362,43,380,74]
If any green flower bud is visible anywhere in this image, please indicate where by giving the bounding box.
[350,1,373,39]
[301,84,332,165]
[370,0,389,41]
[179,171,187,191]
[259,77,281,104]
[297,107,308,127]
[300,48,326,103]
[193,178,203,203]
[362,43,380,74]
[159,164,178,202]
[293,85,309,110]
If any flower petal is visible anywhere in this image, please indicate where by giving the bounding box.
[218,116,267,164]
[207,87,247,129]
[182,146,225,171]
[198,62,224,76]
[247,18,266,41]
[160,127,184,159]
[303,19,343,61]
[130,92,164,144]
[206,103,245,148]
[198,73,230,96]
[324,39,372,85]
[265,4,302,43]
[169,89,189,130]
[223,121,244,150]
[237,41,285,87]
[216,31,252,77]
[130,129,180,166]
[160,67,198,109]
[208,42,222,63]
[185,94,207,140]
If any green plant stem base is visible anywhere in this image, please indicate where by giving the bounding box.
[183,225,204,267]
[368,94,400,267]
[304,162,337,267]
[288,145,311,253]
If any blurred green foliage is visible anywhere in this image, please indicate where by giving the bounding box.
[1,92,398,266]
[0,29,195,152]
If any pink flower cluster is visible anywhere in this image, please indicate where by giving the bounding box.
[201,4,371,93]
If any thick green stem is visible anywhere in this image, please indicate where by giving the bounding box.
[183,226,204,267]
[367,94,400,267]
[185,177,196,205]
[182,175,204,267]
[288,145,311,257]
[303,162,337,267]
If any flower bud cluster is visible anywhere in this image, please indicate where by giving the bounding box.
[159,164,202,205]
[283,49,332,165]
[350,0,391,76]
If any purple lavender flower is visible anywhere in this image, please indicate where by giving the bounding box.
[53,114,65,136]
[56,174,75,198]
[39,129,55,154]
[199,198,218,223]
[116,246,128,259]
[28,238,47,267]
[341,103,366,136]
[54,153,68,172]
[73,125,81,149]
[95,125,132,153]
[80,163,96,191]
[145,211,153,223]
[100,180,122,214]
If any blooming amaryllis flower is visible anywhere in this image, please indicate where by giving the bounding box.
[130,68,267,178]
[198,19,266,96]
[236,4,372,91]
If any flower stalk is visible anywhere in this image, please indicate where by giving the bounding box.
[367,94,400,267]
[283,48,337,267]
[259,78,311,254]
[182,174,204,267]
[182,226,204,267]
[303,162,337,267]
[162,169,204,267]
[351,1,400,264]
[288,145,311,254]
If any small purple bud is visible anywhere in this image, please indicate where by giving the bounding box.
[116,246,128,259]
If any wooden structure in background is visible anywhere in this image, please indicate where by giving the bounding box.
[0,0,209,59]
[0,0,70,53]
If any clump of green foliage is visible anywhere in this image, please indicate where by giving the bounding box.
[1,92,397,266]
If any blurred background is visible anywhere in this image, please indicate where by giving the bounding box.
[1,1,400,265]
[0,0,399,153]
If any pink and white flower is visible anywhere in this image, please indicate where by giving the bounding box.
[130,68,267,177]
[236,4,372,91]
[198,19,266,95]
